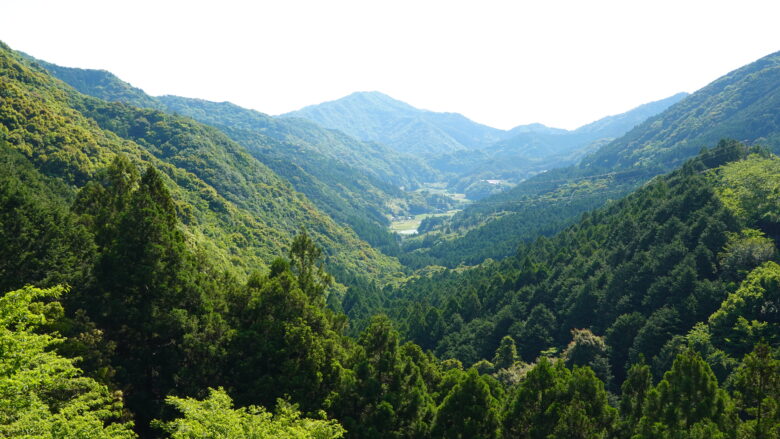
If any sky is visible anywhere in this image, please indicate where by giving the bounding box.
[2,0,779,130]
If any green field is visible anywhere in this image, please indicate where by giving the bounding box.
[390,210,460,235]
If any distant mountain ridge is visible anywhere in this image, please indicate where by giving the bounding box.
[282,91,506,155]
[425,93,687,197]
[283,90,687,196]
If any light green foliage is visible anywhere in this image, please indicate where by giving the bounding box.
[718,229,776,280]
[31,57,438,258]
[3,42,401,285]
[714,155,780,226]
[157,388,345,439]
[708,262,780,354]
[563,328,612,386]
[0,285,135,438]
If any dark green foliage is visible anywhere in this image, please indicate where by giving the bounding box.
[618,361,652,437]
[501,358,616,439]
[635,350,737,438]
[0,146,94,291]
[73,160,233,434]
[331,315,435,438]
[383,142,758,375]
[731,343,780,438]
[226,259,346,414]
[431,368,500,439]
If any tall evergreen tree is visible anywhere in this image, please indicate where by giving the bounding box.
[635,350,737,439]
[732,343,780,439]
[431,368,500,439]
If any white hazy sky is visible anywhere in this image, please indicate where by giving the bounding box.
[2,0,779,130]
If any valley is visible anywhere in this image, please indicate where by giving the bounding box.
[1,26,780,439]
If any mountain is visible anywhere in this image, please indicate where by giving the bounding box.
[582,51,780,171]
[405,50,780,267]
[284,90,686,200]
[434,93,688,198]
[3,42,400,283]
[281,91,505,155]
[382,141,778,383]
[27,56,451,257]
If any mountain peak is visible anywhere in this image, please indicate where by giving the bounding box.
[281,91,504,155]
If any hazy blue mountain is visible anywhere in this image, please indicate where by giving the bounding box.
[505,122,568,137]
[431,93,687,198]
[480,92,689,170]
[281,91,505,155]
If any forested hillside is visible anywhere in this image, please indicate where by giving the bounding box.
[5,130,779,438]
[1,42,400,281]
[408,51,780,268]
[381,142,770,370]
[29,57,450,257]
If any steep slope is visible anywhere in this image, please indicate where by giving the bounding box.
[29,59,446,255]
[1,41,400,282]
[410,50,780,267]
[380,142,778,385]
[582,51,780,171]
[27,54,164,111]
[155,96,437,189]
[282,91,505,155]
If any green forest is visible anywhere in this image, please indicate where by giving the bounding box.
[2,38,780,439]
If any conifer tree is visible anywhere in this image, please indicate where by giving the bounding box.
[432,368,500,439]
[493,335,520,370]
[635,350,737,438]
[732,343,780,439]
